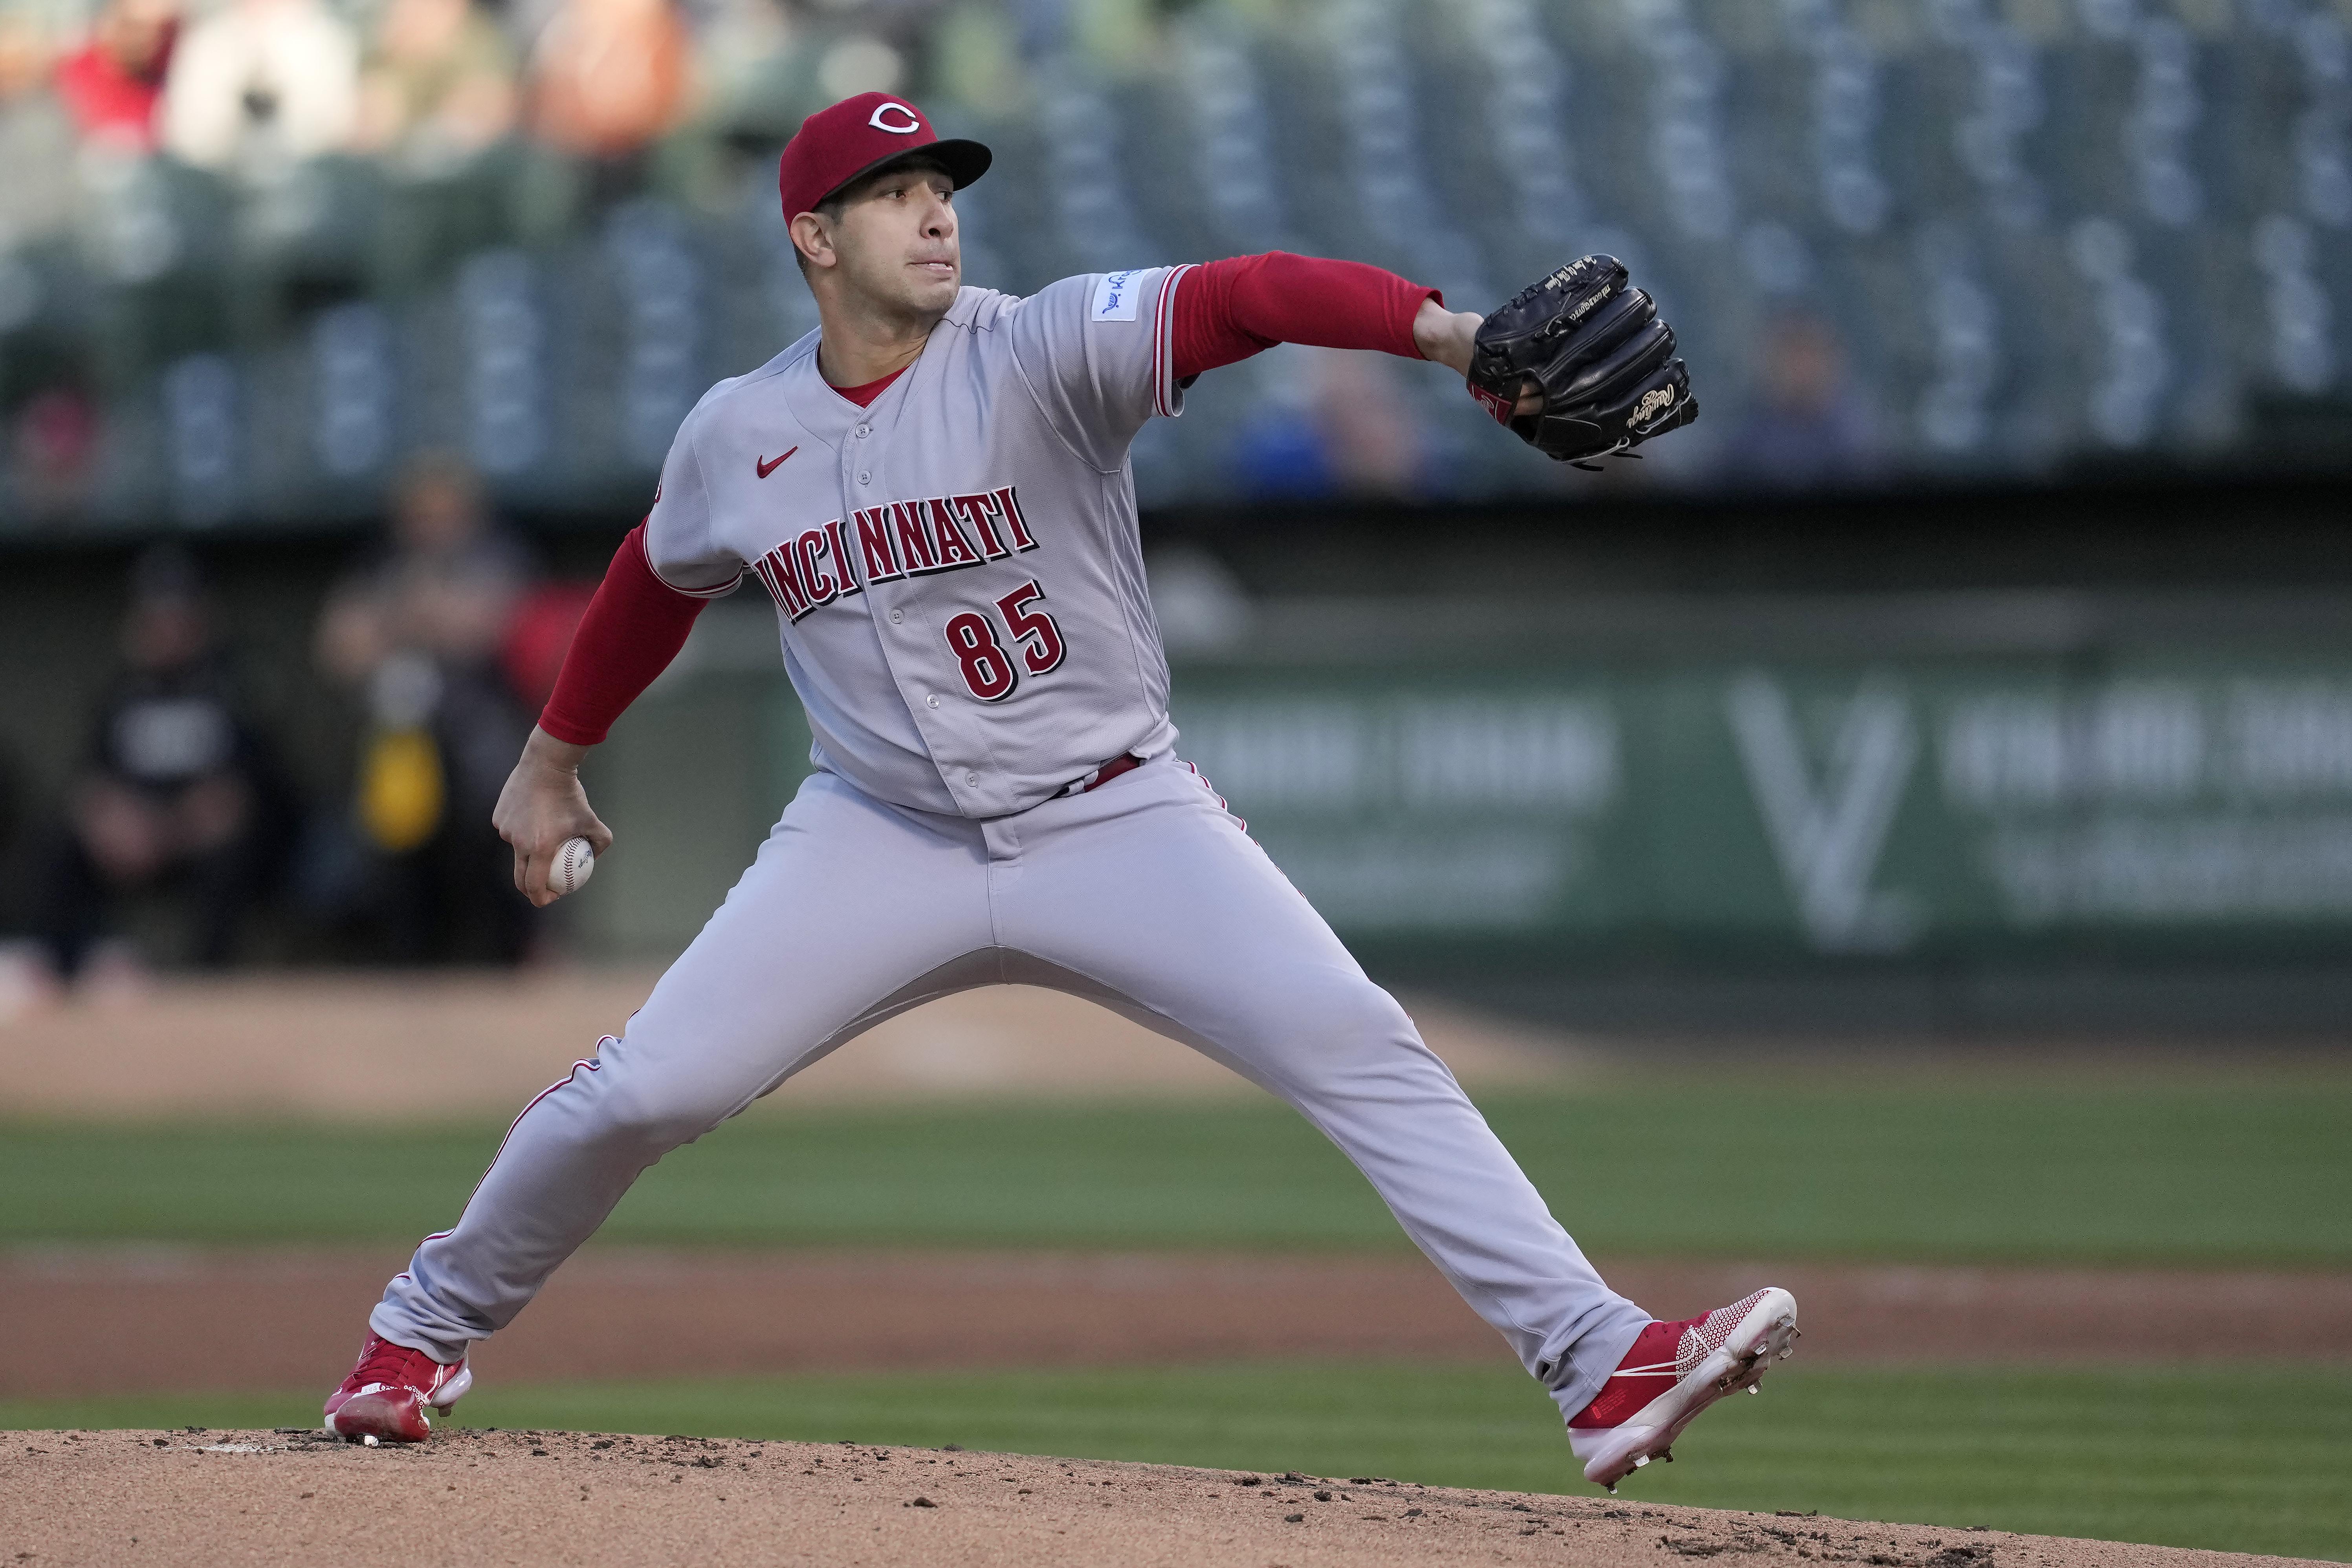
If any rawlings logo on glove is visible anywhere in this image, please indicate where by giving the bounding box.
[1632,386,1678,427]
[1467,255,1698,468]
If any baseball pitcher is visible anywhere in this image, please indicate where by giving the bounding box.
[325,92,1792,1491]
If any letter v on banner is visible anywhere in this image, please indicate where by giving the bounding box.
[1725,671,1921,953]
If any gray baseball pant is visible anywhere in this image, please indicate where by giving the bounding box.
[371,753,1649,1420]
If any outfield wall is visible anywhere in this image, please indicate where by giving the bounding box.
[575,590,2352,1030]
[8,491,2352,1031]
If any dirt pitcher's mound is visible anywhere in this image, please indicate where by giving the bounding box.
[1,1429,2315,1568]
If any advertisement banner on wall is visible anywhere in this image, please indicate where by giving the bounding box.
[1165,660,2352,957]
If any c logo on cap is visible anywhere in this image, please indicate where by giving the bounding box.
[869,102,922,134]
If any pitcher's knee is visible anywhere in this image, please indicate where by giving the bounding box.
[568,1061,734,1153]
[1274,974,1426,1068]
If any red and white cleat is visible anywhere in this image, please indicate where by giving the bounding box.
[323,1333,473,1444]
[1567,1287,1799,1491]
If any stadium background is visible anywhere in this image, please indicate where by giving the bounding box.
[1,0,2349,1561]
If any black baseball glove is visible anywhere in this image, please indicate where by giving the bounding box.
[1466,255,1698,468]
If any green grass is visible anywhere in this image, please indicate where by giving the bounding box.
[6,1363,2345,1562]
[5,1077,2350,1263]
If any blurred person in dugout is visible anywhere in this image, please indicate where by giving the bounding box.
[160,0,358,172]
[26,548,296,994]
[0,735,32,1011]
[312,452,541,965]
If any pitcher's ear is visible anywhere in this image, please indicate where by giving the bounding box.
[789,212,835,271]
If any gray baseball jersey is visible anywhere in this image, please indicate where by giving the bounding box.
[644,267,1193,817]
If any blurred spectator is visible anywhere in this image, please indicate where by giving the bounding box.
[689,0,798,140]
[1310,350,1424,496]
[10,387,103,513]
[161,0,359,173]
[53,0,177,152]
[0,13,76,244]
[309,451,539,964]
[524,0,689,164]
[499,579,598,713]
[1718,311,1885,491]
[0,738,49,1022]
[1230,401,1335,499]
[353,0,516,177]
[27,547,296,987]
[1231,346,1426,500]
[317,450,533,674]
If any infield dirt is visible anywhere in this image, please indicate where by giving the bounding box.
[4,1427,2323,1568]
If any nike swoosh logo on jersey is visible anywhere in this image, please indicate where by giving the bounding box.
[756,448,798,478]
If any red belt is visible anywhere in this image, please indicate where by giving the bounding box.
[1062,753,1146,797]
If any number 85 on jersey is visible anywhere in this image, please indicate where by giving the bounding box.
[944,579,1064,702]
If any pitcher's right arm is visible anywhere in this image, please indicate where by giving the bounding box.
[499,524,709,905]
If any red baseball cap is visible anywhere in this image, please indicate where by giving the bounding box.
[777,92,992,222]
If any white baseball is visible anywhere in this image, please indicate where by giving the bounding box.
[549,837,597,897]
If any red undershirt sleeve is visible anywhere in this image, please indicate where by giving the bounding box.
[537,523,708,747]
[1169,252,1441,381]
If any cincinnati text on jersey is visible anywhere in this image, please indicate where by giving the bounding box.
[748,485,1039,622]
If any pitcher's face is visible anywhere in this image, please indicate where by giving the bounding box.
[809,163,962,322]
